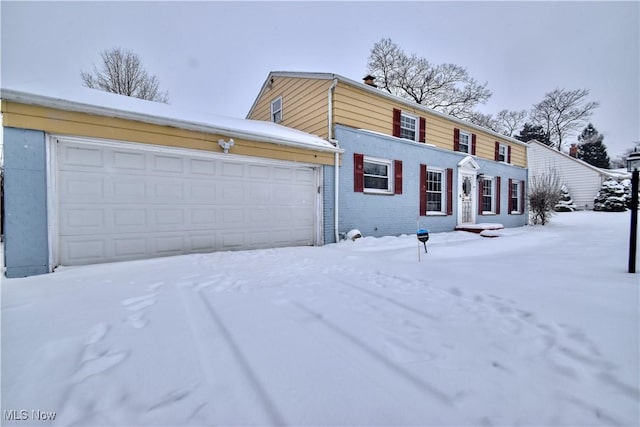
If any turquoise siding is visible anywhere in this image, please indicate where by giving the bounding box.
[3,127,50,277]
[327,125,527,242]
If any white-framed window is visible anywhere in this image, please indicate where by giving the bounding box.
[498,143,509,162]
[482,177,495,213]
[363,156,392,194]
[459,130,471,153]
[271,96,282,123]
[511,180,521,213]
[426,169,446,214]
[400,112,417,141]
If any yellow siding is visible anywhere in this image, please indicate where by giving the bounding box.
[332,81,527,168]
[1,101,335,165]
[248,76,331,139]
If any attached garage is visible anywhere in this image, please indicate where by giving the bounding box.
[1,87,341,277]
[56,137,320,265]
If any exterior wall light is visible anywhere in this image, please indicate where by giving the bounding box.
[218,138,234,154]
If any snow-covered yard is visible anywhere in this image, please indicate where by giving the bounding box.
[2,211,638,426]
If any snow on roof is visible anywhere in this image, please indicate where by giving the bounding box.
[1,84,341,153]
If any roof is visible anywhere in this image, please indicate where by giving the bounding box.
[0,84,341,154]
[527,139,619,179]
[247,71,528,148]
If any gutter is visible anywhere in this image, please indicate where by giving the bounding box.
[328,77,340,243]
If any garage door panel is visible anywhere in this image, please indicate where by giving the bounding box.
[221,161,244,177]
[112,150,146,170]
[153,154,184,173]
[190,234,217,251]
[114,208,147,227]
[60,172,105,200]
[57,139,318,266]
[113,179,147,200]
[61,145,104,168]
[64,239,107,262]
[189,158,216,175]
[114,237,148,258]
[153,235,185,254]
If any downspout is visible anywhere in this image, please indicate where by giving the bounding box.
[328,78,340,243]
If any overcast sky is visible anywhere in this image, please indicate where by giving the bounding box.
[2,1,638,158]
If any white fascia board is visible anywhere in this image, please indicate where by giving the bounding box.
[1,89,342,154]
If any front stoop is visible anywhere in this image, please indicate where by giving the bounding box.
[455,223,504,237]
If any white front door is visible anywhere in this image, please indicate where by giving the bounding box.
[457,156,480,225]
[459,173,476,224]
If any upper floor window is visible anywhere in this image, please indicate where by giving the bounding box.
[459,131,471,154]
[271,97,282,123]
[393,108,425,142]
[400,113,417,141]
[496,143,510,163]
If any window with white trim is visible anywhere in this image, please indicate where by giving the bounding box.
[482,177,495,213]
[511,180,521,213]
[271,97,282,123]
[364,157,392,194]
[498,143,508,162]
[426,169,446,214]
[459,130,471,153]
[400,112,417,141]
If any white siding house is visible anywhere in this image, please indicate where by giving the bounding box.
[527,140,617,210]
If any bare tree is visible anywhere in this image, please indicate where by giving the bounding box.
[81,47,169,103]
[529,168,563,225]
[496,109,527,137]
[468,109,527,136]
[367,38,491,120]
[530,88,598,151]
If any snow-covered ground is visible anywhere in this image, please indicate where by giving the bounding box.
[2,211,638,426]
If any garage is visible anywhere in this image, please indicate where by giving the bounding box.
[55,137,320,266]
[1,87,340,277]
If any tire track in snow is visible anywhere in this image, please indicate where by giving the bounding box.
[178,283,287,426]
[292,301,454,407]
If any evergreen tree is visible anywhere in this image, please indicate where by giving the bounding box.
[515,123,551,145]
[594,180,627,211]
[577,123,610,168]
[554,185,577,212]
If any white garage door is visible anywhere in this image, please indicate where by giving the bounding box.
[55,137,319,266]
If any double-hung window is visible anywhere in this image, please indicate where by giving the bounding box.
[498,144,508,162]
[511,180,521,213]
[363,157,392,194]
[426,170,445,214]
[459,131,471,153]
[400,113,417,141]
[482,178,495,213]
[271,97,282,123]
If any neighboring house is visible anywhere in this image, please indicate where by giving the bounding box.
[247,72,528,243]
[527,140,618,210]
[1,86,341,278]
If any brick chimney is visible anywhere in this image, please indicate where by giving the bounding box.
[363,75,378,88]
[569,144,578,158]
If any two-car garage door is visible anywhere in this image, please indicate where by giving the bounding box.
[55,137,320,266]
